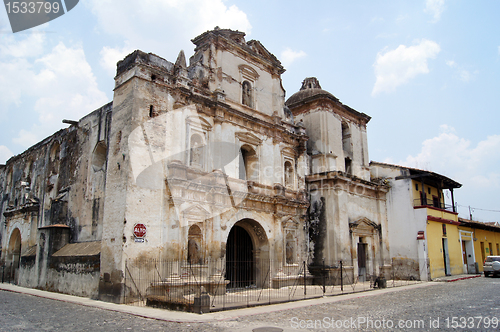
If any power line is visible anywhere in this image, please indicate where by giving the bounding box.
[457,204,500,213]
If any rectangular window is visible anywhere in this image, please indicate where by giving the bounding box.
[415,183,419,191]
[428,187,431,195]
[345,158,352,175]
[442,224,446,236]
[432,196,440,208]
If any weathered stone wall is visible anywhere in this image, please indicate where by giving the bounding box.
[99,29,309,302]
[0,101,111,294]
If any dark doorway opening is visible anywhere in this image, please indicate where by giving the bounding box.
[442,238,450,276]
[226,225,254,288]
[357,242,367,282]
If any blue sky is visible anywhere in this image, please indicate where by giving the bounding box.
[1,0,499,222]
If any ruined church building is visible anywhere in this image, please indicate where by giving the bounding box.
[2,28,422,302]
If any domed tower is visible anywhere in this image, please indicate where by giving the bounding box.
[286,77,371,180]
[286,77,390,282]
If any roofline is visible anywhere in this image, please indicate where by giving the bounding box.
[370,161,462,189]
[459,218,500,232]
[286,90,371,123]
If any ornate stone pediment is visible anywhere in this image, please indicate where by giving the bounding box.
[349,217,380,236]
[181,204,210,221]
[246,40,280,65]
[236,131,262,145]
[238,64,259,81]
[186,115,212,131]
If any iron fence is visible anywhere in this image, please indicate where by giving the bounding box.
[1,263,18,284]
[413,198,454,211]
[123,257,425,313]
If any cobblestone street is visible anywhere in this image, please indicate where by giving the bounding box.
[1,277,499,331]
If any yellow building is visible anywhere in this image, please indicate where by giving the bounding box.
[370,162,463,280]
[409,176,463,278]
[459,218,500,273]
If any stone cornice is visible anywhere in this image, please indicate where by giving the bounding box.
[4,202,39,218]
[306,171,388,198]
[289,98,370,127]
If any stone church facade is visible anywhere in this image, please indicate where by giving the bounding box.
[0,28,390,302]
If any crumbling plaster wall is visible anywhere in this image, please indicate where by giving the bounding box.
[0,165,5,254]
[0,103,110,293]
[370,164,428,273]
[294,106,370,181]
[308,180,389,272]
[70,103,112,243]
[213,49,285,117]
[100,39,308,301]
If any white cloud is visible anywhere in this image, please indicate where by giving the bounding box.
[87,0,251,59]
[0,32,46,111]
[401,125,500,190]
[0,146,13,164]
[424,0,446,22]
[0,32,45,58]
[400,125,500,221]
[18,43,108,146]
[280,48,307,68]
[100,45,134,77]
[0,34,108,149]
[372,39,440,95]
[445,59,477,82]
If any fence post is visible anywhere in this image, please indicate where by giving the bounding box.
[303,261,306,296]
[322,259,325,295]
[124,260,126,304]
[340,260,343,292]
[392,257,395,285]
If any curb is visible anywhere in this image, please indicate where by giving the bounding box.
[442,275,482,282]
[0,282,438,323]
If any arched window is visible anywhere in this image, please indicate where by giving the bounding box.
[6,167,13,189]
[92,141,107,171]
[341,122,351,154]
[285,232,295,264]
[8,228,22,279]
[239,145,257,181]
[342,122,352,175]
[24,160,33,184]
[284,161,293,188]
[189,134,204,167]
[187,225,203,264]
[242,81,253,108]
[49,143,61,176]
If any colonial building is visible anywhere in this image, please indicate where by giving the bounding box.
[370,162,463,280]
[286,79,391,282]
[0,28,391,303]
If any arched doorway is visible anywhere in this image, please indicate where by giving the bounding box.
[225,219,269,289]
[226,225,253,288]
[7,229,22,283]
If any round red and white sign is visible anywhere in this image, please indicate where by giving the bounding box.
[133,223,147,238]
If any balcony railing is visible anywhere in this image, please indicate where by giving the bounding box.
[413,198,454,212]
